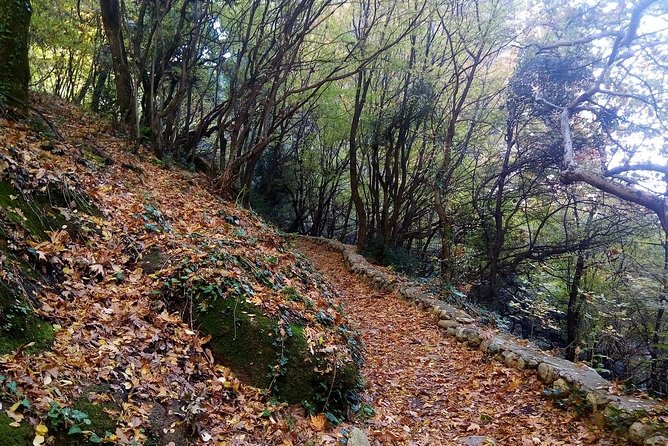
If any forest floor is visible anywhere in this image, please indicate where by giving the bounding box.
[296,240,627,446]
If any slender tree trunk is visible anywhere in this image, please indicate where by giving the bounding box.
[566,252,586,361]
[350,71,371,249]
[649,229,668,391]
[434,188,454,282]
[91,48,110,113]
[0,0,32,108]
[100,0,137,137]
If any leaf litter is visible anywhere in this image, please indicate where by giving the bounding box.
[296,240,628,446]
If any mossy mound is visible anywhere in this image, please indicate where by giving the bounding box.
[71,397,117,443]
[0,178,99,240]
[198,294,358,405]
[0,413,33,445]
[0,172,99,355]
[163,273,361,415]
[0,240,55,355]
[0,299,54,355]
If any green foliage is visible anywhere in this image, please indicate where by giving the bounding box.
[47,397,117,445]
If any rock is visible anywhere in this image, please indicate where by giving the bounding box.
[438,319,459,330]
[526,359,539,369]
[348,427,371,446]
[486,340,503,355]
[537,363,556,383]
[149,401,191,446]
[139,246,170,274]
[440,309,453,319]
[457,436,497,445]
[455,327,466,340]
[629,421,656,445]
[456,317,475,324]
[589,391,611,410]
[504,351,519,368]
[467,333,482,348]
[553,378,571,396]
[644,436,668,446]
[515,357,526,369]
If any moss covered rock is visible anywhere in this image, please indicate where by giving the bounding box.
[0,413,33,445]
[0,240,54,355]
[162,267,361,415]
[197,293,358,407]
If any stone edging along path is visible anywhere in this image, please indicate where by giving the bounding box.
[293,235,668,445]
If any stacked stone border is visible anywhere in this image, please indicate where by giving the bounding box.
[294,235,668,445]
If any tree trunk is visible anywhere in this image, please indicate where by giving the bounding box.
[649,229,668,391]
[99,0,137,137]
[566,252,586,361]
[349,71,371,249]
[0,0,32,108]
[434,185,454,282]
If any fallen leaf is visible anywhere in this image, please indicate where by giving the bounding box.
[310,414,326,431]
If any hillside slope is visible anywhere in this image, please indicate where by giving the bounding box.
[0,96,362,445]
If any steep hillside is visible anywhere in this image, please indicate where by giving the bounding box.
[0,96,363,445]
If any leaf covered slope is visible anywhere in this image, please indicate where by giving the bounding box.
[0,95,361,445]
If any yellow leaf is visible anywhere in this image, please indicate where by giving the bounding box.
[310,414,326,431]
[507,376,523,391]
[36,424,48,436]
[9,401,21,412]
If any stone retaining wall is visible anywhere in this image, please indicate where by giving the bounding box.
[295,235,668,445]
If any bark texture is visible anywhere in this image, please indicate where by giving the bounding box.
[0,0,32,107]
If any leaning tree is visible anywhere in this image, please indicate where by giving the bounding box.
[530,0,668,390]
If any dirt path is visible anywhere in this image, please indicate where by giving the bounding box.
[297,240,624,446]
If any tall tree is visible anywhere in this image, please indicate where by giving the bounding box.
[0,0,32,107]
[99,0,137,136]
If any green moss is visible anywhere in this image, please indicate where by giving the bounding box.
[195,293,359,409]
[81,148,108,167]
[0,413,33,445]
[74,398,117,438]
[0,281,54,355]
[0,316,54,355]
[0,179,101,240]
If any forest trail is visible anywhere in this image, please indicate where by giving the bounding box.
[296,240,625,446]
